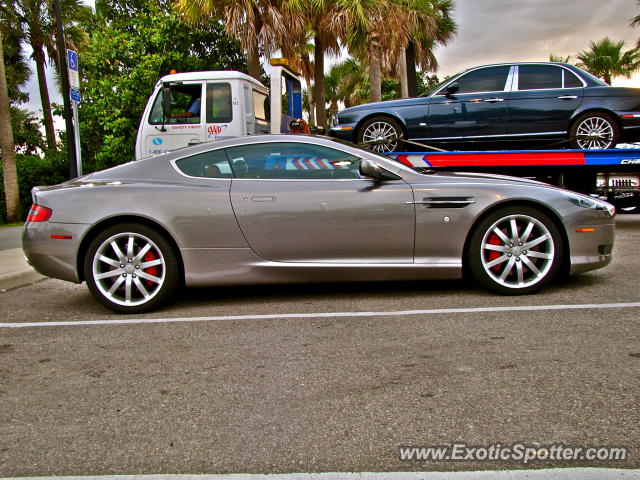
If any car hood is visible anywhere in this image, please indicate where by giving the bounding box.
[340,96,427,114]
[435,170,556,187]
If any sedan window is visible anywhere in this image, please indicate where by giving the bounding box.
[174,149,233,178]
[518,65,563,90]
[226,142,362,180]
[453,66,511,94]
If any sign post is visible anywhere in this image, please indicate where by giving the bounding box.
[67,49,82,176]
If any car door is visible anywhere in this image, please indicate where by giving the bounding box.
[427,65,512,141]
[228,141,416,263]
[507,64,584,136]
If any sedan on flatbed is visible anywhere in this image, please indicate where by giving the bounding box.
[23,135,615,313]
[331,62,640,152]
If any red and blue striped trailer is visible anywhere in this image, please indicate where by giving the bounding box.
[384,148,640,212]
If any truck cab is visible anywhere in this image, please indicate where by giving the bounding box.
[135,71,270,160]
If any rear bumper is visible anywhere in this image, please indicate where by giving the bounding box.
[22,222,88,283]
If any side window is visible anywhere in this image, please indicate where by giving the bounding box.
[226,142,361,180]
[174,149,233,178]
[564,70,583,88]
[253,90,269,133]
[454,66,511,94]
[518,65,562,90]
[149,84,202,125]
[206,83,232,123]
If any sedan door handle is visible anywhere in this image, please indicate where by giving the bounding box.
[483,98,504,103]
[557,95,578,100]
[187,139,201,146]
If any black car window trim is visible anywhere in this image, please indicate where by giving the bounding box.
[513,64,587,92]
[432,65,515,96]
[168,140,412,182]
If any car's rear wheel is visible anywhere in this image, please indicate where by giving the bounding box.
[467,207,564,295]
[569,112,619,149]
[84,223,179,313]
[357,116,404,153]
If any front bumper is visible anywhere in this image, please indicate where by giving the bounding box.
[567,219,615,274]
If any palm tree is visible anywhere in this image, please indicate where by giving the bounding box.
[176,0,291,80]
[286,0,369,128]
[0,31,20,223]
[0,0,91,151]
[346,0,455,103]
[550,54,572,63]
[576,37,640,85]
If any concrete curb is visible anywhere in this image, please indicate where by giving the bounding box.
[0,248,46,292]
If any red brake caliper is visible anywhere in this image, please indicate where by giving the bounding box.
[144,251,157,286]
[488,233,502,272]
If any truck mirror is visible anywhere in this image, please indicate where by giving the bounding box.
[162,84,172,120]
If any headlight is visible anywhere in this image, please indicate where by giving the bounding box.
[563,192,615,216]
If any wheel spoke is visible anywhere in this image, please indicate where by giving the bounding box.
[98,255,121,268]
[486,254,509,268]
[110,241,127,262]
[515,260,524,285]
[95,269,124,280]
[133,243,151,263]
[521,255,541,276]
[499,257,516,281]
[492,227,510,244]
[523,233,551,250]
[519,221,535,243]
[125,275,132,302]
[509,218,519,241]
[133,277,150,299]
[136,270,161,284]
[526,250,553,259]
[484,244,511,253]
[140,258,163,269]
[126,235,134,258]
[107,275,126,295]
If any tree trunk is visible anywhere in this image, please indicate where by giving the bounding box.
[405,41,417,98]
[369,36,382,103]
[398,46,409,98]
[247,11,263,81]
[0,32,21,223]
[33,45,56,150]
[305,77,315,126]
[313,34,326,129]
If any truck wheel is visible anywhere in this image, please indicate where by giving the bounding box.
[84,223,179,313]
[357,116,405,153]
[569,112,619,150]
[467,207,563,295]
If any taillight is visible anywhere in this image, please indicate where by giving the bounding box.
[27,204,52,222]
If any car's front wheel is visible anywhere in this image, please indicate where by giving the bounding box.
[357,116,405,153]
[569,112,619,149]
[467,207,564,295]
[84,223,179,313]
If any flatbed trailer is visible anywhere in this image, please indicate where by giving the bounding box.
[384,148,640,212]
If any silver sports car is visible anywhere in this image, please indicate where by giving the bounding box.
[23,135,615,313]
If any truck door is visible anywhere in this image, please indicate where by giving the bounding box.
[142,82,206,157]
[205,82,238,141]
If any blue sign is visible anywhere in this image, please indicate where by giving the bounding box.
[67,50,78,71]
[152,137,163,145]
[70,88,81,103]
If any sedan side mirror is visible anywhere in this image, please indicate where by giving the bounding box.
[359,159,401,181]
[446,82,460,96]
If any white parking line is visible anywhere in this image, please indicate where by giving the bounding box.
[1,302,640,329]
[2,468,639,480]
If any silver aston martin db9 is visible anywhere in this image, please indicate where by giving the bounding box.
[23,135,615,313]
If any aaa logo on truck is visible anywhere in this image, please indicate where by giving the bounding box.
[208,125,228,137]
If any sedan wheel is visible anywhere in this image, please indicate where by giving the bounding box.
[468,207,563,294]
[358,116,404,153]
[570,113,619,150]
[84,223,179,313]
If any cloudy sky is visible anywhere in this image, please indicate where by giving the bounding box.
[23,0,640,118]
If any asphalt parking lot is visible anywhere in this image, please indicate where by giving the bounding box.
[1,217,639,477]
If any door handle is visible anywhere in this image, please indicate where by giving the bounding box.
[250,196,276,202]
[557,95,578,100]
[483,98,504,103]
[187,139,201,146]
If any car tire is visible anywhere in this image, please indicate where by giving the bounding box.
[467,206,564,295]
[84,223,179,313]
[357,116,405,153]
[569,112,619,150]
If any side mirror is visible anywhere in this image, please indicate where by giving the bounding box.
[359,159,401,180]
[446,82,460,96]
[162,83,172,119]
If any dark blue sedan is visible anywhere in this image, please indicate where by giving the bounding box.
[330,62,640,152]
